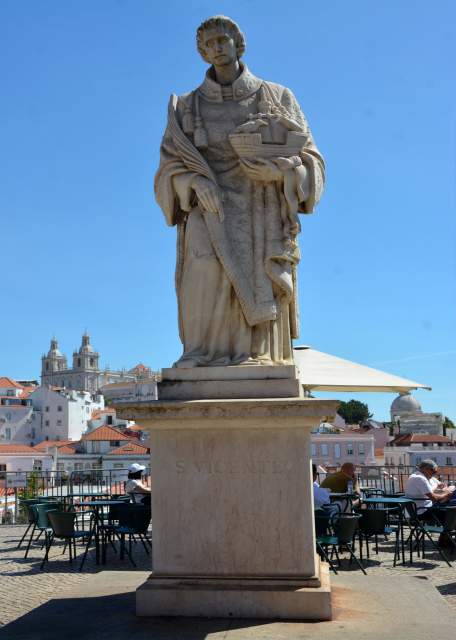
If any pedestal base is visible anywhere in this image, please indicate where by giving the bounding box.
[137,562,332,620]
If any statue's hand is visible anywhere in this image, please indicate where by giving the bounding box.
[239,157,283,182]
[191,176,221,213]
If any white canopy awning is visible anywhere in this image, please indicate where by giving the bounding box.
[293,346,431,393]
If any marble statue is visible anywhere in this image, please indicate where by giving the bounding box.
[155,16,325,369]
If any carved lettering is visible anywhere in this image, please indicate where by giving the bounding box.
[176,460,287,473]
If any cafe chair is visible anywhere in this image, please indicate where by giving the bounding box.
[29,503,60,568]
[110,505,151,567]
[17,499,40,549]
[315,511,366,575]
[354,507,401,566]
[403,502,453,567]
[47,510,95,572]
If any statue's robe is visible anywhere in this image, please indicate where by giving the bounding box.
[155,62,325,368]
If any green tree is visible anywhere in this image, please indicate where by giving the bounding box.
[443,416,455,436]
[338,399,373,424]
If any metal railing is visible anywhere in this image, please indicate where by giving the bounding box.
[318,465,456,493]
[0,468,150,524]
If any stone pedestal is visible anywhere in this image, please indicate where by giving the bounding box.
[115,379,339,620]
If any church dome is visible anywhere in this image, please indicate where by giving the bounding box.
[47,337,61,358]
[79,331,94,355]
[391,392,421,413]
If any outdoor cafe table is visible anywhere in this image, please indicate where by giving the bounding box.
[329,492,360,510]
[78,500,124,565]
[361,497,415,565]
[65,492,111,503]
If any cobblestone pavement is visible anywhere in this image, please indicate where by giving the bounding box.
[1,525,455,628]
[0,524,152,628]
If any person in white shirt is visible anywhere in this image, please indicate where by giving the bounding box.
[313,464,331,508]
[125,463,151,505]
[405,460,452,518]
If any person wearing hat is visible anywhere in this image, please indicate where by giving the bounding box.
[125,463,151,505]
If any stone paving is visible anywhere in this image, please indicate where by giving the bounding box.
[0,524,455,628]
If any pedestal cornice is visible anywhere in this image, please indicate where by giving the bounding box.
[114,397,340,430]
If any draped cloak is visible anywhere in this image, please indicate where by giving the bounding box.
[155,63,325,367]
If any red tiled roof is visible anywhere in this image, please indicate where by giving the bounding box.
[91,408,116,420]
[129,364,148,372]
[106,442,149,455]
[0,378,24,389]
[0,487,15,497]
[55,445,79,454]
[388,434,451,446]
[0,444,47,453]
[81,425,135,441]
[19,387,37,399]
[34,440,74,451]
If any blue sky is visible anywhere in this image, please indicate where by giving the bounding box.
[1,0,455,422]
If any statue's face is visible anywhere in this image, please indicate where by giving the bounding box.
[201,26,237,67]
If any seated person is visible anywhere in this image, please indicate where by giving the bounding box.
[125,463,151,505]
[312,463,330,508]
[404,460,453,519]
[320,462,360,507]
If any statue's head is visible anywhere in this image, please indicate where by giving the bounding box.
[196,16,246,66]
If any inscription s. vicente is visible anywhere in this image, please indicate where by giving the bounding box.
[175,460,288,473]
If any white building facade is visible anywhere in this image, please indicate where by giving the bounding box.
[28,386,104,443]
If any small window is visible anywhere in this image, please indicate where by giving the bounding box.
[56,436,60,441]
[110,441,120,447]
[334,444,341,459]
[92,442,100,453]
[106,416,113,425]
[347,444,354,455]
[86,407,89,413]
[57,406,62,412]
[311,443,317,456]
[46,362,49,370]
[90,358,94,366]
[86,463,91,469]
[447,457,452,465]
[358,444,365,454]
[45,406,49,412]
[7,390,13,397]
[31,428,35,438]
[45,436,49,441]
[75,463,83,470]
[416,457,421,464]
[384,457,388,465]
[321,444,328,456]
[114,463,123,469]
[45,420,50,427]
[57,420,62,426]
[78,358,81,367]
[5,413,11,420]
[31,414,35,420]
[431,457,437,463]
[5,428,11,440]
[57,463,64,471]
